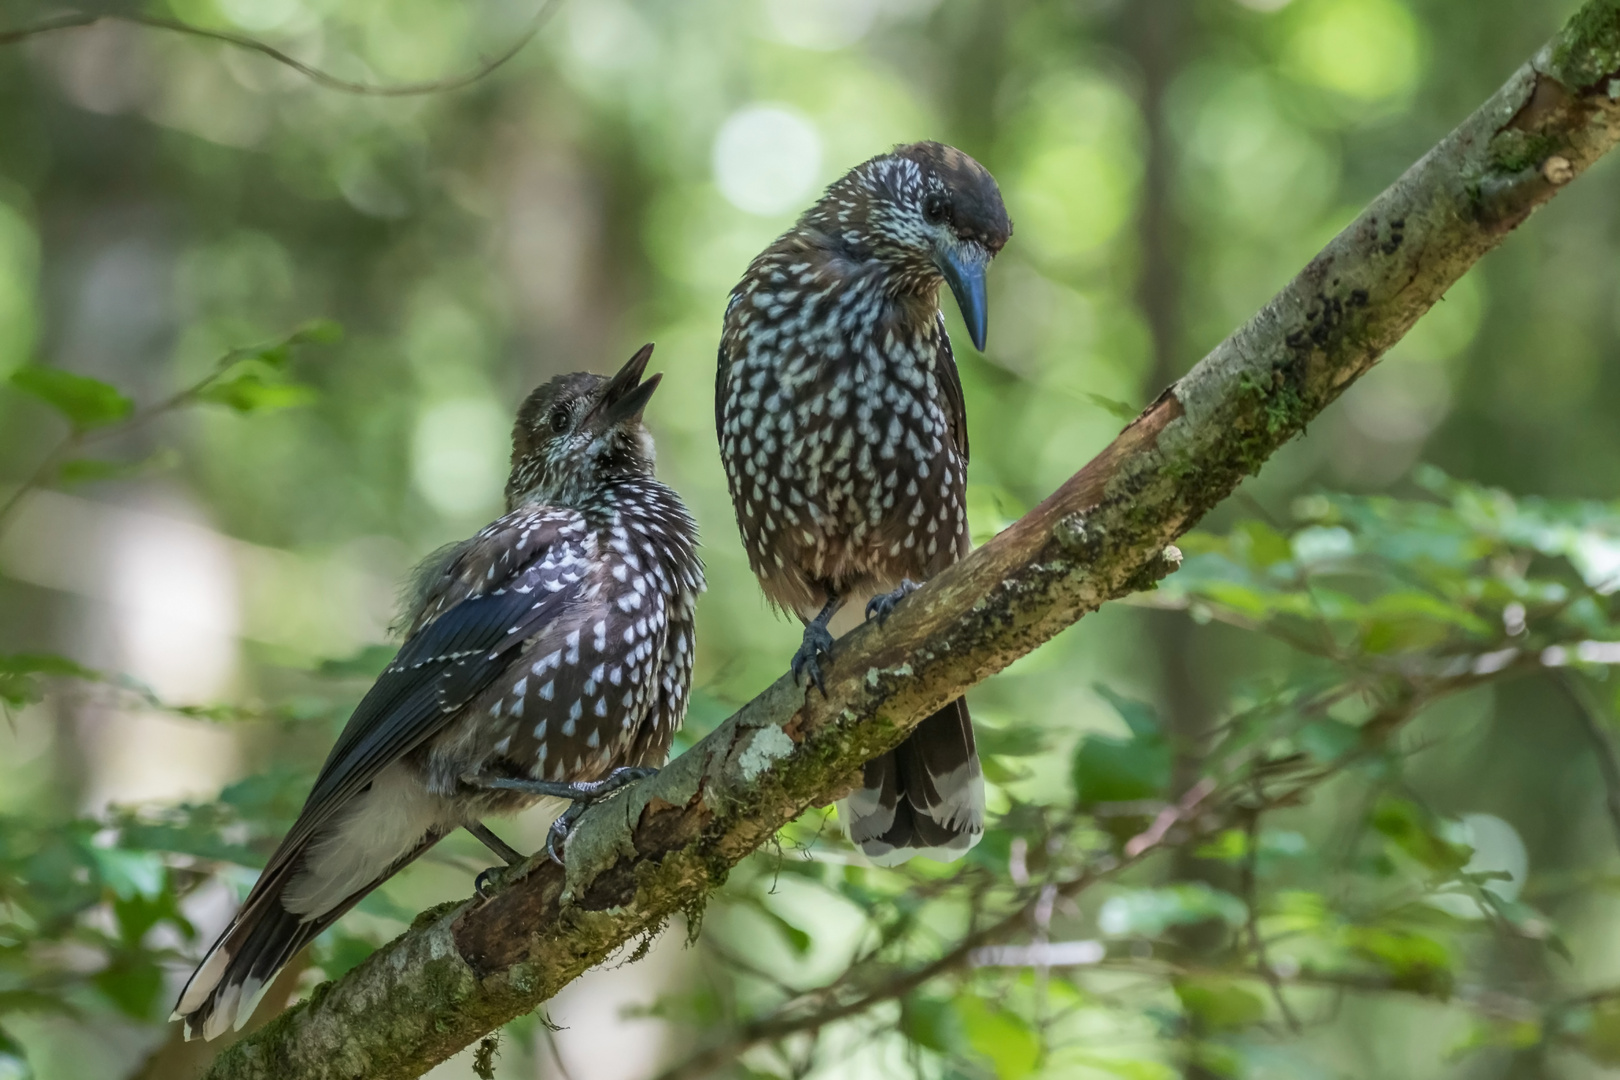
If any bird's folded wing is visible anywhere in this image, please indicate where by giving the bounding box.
[260,507,594,882]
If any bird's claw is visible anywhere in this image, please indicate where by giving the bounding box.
[865,580,920,625]
[544,766,659,866]
[475,866,506,899]
[546,806,583,866]
[791,623,835,695]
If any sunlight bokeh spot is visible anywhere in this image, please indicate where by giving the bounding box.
[0,202,37,377]
[713,105,823,217]
[1285,0,1425,103]
[1007,75,1141,265]
[762,0,878,50]
[218,0,306,34]
[411,397,511,518]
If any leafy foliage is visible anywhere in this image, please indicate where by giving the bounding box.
[678,475,1620,1079]
[7,369,133,432]
[3,0,1619,1075]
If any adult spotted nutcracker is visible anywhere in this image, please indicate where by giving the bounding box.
[716,141,1011,863]
[173,346,704,1040]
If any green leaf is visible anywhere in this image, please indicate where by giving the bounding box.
[315,932,377,981]
[1346,926,1454,996]
[1097,884,1247,938]
[1297,718,1361,763]
[223,320,343,372]
[1174,977,1266,1033]
[975,724,1048,757]
[1578,997,1620,1065]
[290,318,343,346]
[93,954,164,1018]
[756,905,812,955]
[195,372,317,413]
[1231,520,1294,568]
[1094,684,1161,739]
[955,996,1040,1079]
[980,755,1033,784]
[89,847,166,901]
[1072,733,1170,807]
[0,1022,30,1080]
[1083,392,1140,421]
[1194,829,1248,863]
[0,654,102,709]
[900,995,959,1054]
[8,366,133,430]
[1371,797,1472,874]
[1068,1058,1175,1080]
[316,644,398,680]
[55,448,180,487]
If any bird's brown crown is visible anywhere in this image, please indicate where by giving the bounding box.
[506,345,661,510]
[800,140,1012,262]
[887,142,1012,251]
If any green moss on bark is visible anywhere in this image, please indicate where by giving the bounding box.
[1551,0,1620,88]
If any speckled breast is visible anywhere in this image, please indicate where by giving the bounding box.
[719,270,968,615]
[420,484,702,812]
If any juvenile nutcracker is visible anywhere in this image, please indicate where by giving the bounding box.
[716,141,1011,863]
[174,345,703,1039]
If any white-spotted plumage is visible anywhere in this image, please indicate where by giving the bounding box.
[717,141,1009,864]
[174,350,704,1039]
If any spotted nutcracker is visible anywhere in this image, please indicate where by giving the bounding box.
[173,346,704,1040]
[716,141,1011,863]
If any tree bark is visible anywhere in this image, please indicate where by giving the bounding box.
[200,4,1620,1076]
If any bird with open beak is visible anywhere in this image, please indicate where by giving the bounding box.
[173,345,704,1039]
[716,141,1012,863]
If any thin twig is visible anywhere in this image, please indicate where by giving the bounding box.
[539,1024,577,1080]
[1240,802,1301,1033]
[0,1,560,96]
[0,330,332,538]
[1556,672,1620,850]
[0,430,82,535]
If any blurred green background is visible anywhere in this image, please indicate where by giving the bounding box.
[5,0,1620,1077]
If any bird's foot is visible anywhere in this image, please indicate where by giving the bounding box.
[465,821,525,898]
[865,579,921,625]
[791,623,835,695]
[475,865,507,899]
[545,766,659,866]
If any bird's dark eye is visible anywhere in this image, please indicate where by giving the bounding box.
[549,406,570,433]
[922,192,949,225]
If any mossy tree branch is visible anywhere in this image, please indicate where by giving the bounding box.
[200,4,1620,1077]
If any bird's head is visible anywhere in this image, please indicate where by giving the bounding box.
[807,141,1012,350]
[506,344,662,509]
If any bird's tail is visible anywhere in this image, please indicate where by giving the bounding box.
[172,830,443,1041]
[841,697,983,865]
[171,883,331,1042]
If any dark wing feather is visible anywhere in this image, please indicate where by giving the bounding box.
[933,312,969,462]
[262,509,591,880]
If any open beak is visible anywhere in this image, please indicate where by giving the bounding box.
[590,343,662,428]
[937,242,990,351]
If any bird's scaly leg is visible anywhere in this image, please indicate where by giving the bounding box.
[792,591,842,695]
[864,579,920,625]
[460,767,659,881]
[464,822,526,897]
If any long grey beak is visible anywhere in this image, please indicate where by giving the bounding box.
[591,343,661,427]
[937,243,990,351]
